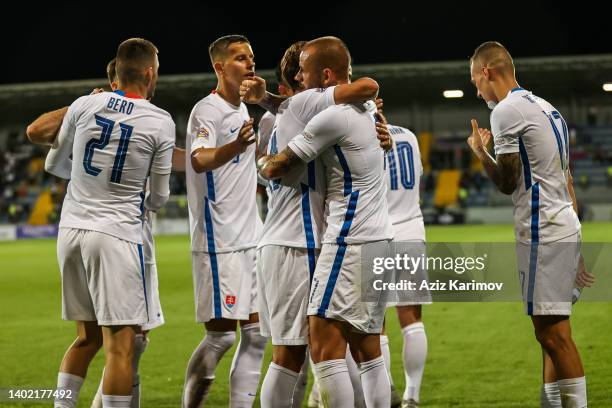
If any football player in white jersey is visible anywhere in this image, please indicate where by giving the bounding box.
[254,41,311,408]
[241,38,380,407]
[183,35,267,408]
[88,58,184,408]
[374,105,430,408]
[27,57,185,408]
[256,57,302,155]
[468,41,593,408]
[43,38,175,408]
[256,36,394,408]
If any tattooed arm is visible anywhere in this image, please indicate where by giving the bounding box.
[468,119,520,195]
[257,146,304,180]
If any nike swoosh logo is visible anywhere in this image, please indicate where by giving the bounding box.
[230,127,239,133]
[248,393,256,396]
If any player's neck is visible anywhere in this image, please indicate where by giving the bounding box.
[116,83,147,99]
[494,78,520,102]
[215,83,241,107]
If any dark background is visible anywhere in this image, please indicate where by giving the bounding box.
[2,1,610,85]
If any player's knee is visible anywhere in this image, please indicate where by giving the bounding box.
[310,338,345,363]
[272,345,307,371]
[536,328,573,353]
[398,305,422,326]
[206,330,237,353]
[74,331,103,351]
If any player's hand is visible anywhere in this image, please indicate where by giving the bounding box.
[240,76,266,103]
[90,88,104,95]
[375,98,384,113]
[575,254,595,288]
[376,122,392,152]
[235,118,256,152]
[467,119,491,158]
[374,98,388,124]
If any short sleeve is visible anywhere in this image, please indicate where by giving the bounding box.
[491,103,526,155]
[288,107,346,162]
[289,86,336,125]
[189,103,220,153]
[151,118,175,175]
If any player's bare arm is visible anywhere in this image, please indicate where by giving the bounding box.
[27,88,104,146]
[171,147,186,172]
[374,99,392,150]
[26,106,69,146]
[191,119,255,173]
[256,146,304,180]
[333,77,379,104]
[566,169,595,287]
[376,121,392,152]
[468,119,520,195]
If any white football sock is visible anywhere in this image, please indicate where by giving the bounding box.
[292,352,309,408]
[402,322,427,403]
[360,356,391,407]
[380,335,394,386]
[541,382,562,407]
[314,359,354,408]
[558,376,587,408]
[91,369,104,408]
[182,330,236,408]
[307,358,321,407]
[229,323,267,407]
[102,395,131,408]
[346,346,367,408]
[130,334,148,408]
[260,362,299,408]
[54,372,83,408]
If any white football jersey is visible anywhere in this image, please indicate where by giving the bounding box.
[491,88,580,243]
[289,104,393,244]
[258,87,336,249]
[385,125,425,242]
[50,91,175,244]
[186,92,262,253]
[257,111,275,153]
[50,124,157,262]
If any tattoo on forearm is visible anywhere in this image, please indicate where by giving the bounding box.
[480,150,520,195]
[259,93,286,115]
[265,147,302,176]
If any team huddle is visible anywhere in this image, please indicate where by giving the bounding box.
[25,34,592,408]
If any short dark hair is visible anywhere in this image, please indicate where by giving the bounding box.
[106,58,117,85]
[304,36,351,81]
[471,41,514,73]
[208,34,250,65]
[115,38,158,85]
[280,41,306,92]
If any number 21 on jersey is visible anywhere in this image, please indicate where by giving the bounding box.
[83,114,133,184]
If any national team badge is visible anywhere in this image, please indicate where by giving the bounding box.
[225,295,236,309]
[197,127,209,139]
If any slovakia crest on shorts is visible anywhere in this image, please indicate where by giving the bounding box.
[225,295,236,309]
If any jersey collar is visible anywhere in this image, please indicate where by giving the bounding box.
[511,87,526,93]
[113,89,144,99]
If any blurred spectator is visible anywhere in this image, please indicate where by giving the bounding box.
[578,174,590,190]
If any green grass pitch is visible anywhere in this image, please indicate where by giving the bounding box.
[1,223,610,407]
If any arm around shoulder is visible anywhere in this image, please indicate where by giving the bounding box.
[333,77,379,104]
